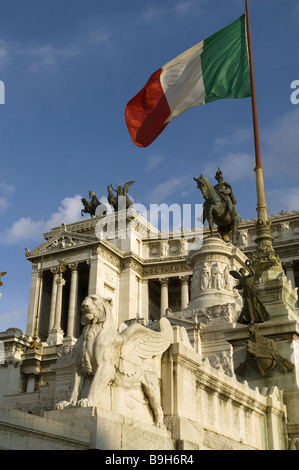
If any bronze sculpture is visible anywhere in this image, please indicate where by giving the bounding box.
[81,191,107,218]
[107,180,135,212]
[194,169,240,244]
[0,272,7,287]
[230,260,270,325]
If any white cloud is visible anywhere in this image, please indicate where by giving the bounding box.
[262,107,299,178]
[142,0,201,21]
[266,187,299,215]
[0,26,112,73]
[146,153,165,171]
[174,1,195,14]
[144,174,191,204]
[0,182,15,214]
[202,152,255,181]
[213,128,252,152]
[0,309,22,328]
[0,39,9,64]
[0,194,89,244]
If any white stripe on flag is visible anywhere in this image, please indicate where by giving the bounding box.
[160,40,206,122]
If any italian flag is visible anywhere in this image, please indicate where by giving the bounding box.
[125,14,251,148]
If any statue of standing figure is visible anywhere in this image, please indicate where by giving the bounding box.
[230,260,270,325]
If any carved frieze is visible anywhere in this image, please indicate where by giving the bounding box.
[143,262,192,277]
[191,261,235,299]
[26,231,98,259]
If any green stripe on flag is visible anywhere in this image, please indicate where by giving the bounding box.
[201,14,251,104]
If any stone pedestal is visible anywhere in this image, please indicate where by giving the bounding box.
[188,237,247,310]
[256,270,298,322]
[47,329,64,346]
[44,407,175,450]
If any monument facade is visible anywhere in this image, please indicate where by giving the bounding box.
[1,204,299,450]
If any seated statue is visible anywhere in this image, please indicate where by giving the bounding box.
[56,294,172,428]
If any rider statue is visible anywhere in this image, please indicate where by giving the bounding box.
[213,168,237,217]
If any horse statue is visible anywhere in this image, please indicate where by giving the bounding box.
[194,172,240,244]
[81,191,107,218]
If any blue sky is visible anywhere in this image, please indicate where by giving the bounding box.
[0,0,299,332]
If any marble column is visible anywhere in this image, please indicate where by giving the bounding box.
[180,276,189,310]
[67,263,79,338]
[160,278,169,317]
[141,279,149,322]
[47,274,65,345]
[284,261,296,289]
[48,268,59,334]
[26,265,43,336]
[53,276,65,331]
[88,249,103,296]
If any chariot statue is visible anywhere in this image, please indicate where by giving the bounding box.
[0,272,7,299]
[194,168,240,244]
[81,191,107,218]
[107,180,135,212]
[0,272,6,287]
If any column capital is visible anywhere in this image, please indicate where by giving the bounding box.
[56,277,66,286]
[50,267,60,275]
[68,262,78,272]
[179,275,190,284]
[159,278,169,286]
[284,261,294,271]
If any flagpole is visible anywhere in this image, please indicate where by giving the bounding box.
[245,0,281,274]
[245,0,266,219]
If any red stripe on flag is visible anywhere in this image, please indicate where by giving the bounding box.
[125,68,171,147]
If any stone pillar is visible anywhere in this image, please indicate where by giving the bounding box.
[284,261,296,289]
[88,249,103,296]
[26,265,43,336]
[26,376,35,393]
[180,276,189,310]
[53,276,65,330]
[141,279,149,322]
[47,275,65,345]
[160,278,169,317]
[48,268,59,334]
[67,263,79,338]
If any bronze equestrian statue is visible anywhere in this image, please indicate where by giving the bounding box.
[194,168,240,244]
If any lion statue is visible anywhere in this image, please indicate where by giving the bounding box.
[56,294,172,428]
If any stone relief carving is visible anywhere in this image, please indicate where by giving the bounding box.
[203,303,235,324]
[211,263,223,289]
[191,262,235,297]
[200,263,211,290]
[56,294,172,428]
[237,229,249,248]
[191,267,200,298]
[161,240,168,257]
[205,351,235,378]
